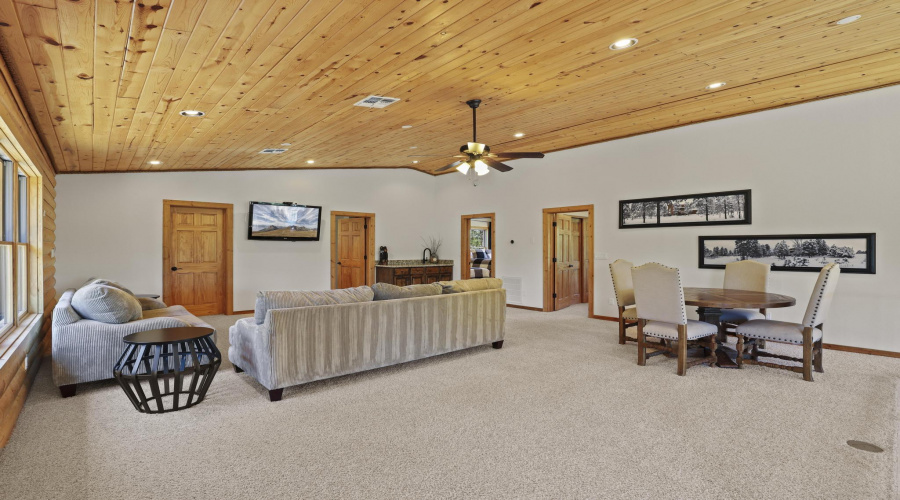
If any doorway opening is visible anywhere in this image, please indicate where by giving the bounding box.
[542,205,594,317]
[461,213,495,280]
[162,200,234,316]
[330,211,375,289]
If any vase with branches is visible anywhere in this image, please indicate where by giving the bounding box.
[421,235,443,263]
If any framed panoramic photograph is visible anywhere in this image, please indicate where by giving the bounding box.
[620,189,751,229]
[698,233,876,274]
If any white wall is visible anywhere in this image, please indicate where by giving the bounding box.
[434,85,900,352]
[56,169,436,310]
[56,85,900,351]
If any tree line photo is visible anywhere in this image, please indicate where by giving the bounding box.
[620,189,751,228]
[699,233,876,274]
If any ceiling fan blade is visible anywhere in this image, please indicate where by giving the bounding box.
[408,155,468,158]
[483,157,513,172]
[435,160,464,173]
[492,152,545,159]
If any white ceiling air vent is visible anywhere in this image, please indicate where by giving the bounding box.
[259,148,288,154]
[353,95,401,108]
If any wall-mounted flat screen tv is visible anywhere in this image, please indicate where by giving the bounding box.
[248,201,322,241]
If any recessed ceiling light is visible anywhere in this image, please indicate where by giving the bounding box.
[306,160,315,164]
[412,161,419,164]
[409,146,417,149]
[609,38,638,50]
[179,110,205,117]
[514,132,525,138]
[835,15,861,25]
[705,82,727,90]
[401,124,413,129]
[281,143,291,146]
[148,160,162,165]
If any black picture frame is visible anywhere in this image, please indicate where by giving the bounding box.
[698,233,876,274]
[619,189,751,229]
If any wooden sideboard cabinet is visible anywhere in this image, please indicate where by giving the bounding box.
[376,265,453,286]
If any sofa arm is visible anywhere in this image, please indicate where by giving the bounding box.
[52,316,194,387]
[138,297,168,310]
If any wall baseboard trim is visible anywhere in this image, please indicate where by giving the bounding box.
[507,304,543,312]
[592,314,618,322]
[231,310,253,315]
[822,343,900,358]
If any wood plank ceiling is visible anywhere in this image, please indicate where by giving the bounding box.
[0,0,897,175]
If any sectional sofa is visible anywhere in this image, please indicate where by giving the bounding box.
[230,279,507,401]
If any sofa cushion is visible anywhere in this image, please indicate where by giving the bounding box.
[71,284,142,324]
[255,286,375,324]
[137,297,167,310]
[372,282,442,301]
[436,278,503,294]
[81,278,135,297]
[143,305,214,329]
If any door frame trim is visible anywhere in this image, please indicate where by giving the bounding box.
[162,199,234,315]
[542,205,594,316]
[460,213,495,280]
[330,211,375,289]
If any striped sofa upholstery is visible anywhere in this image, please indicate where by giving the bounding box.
[52,288,216,390]
[229,287,506,399]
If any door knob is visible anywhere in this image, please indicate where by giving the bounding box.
[337,261,342,265]
[568,264,574,268]
[171,267,181,271]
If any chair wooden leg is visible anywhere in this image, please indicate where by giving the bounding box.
[268,389,284,402]
[802,327,814,382]
[814,339,824,373]
[233,365,244,373]
[59,384,77,398]
[677,325,687,376]
[706,334,717,367]
[618,316,626,345]
[735,335,744,369]
[637,320,646,366]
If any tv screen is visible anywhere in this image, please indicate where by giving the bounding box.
[248,202,322,241]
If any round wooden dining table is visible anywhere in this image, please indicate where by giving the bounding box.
[682,287,796,368]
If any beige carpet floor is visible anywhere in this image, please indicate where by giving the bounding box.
[0,305,898,499]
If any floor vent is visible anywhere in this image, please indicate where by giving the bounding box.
[353,95,401,108]
[502,277,523,305]
[259,148,287,154]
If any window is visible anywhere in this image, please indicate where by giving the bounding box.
[469,228,487,249]
[0,157,32,335]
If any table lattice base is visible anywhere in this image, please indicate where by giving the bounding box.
[113,336,221,413]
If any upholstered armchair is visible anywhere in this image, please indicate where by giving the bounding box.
[609,259,638,344]
[632,263,717,375]
[735,263,840,381]
[720,260,770,340]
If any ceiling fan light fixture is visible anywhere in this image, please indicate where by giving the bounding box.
[456,162,471,175]
[609,38,638,50]
[467,142,486,154]
[474,160,489,176]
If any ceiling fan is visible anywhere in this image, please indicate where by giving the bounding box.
[412,99,544,175]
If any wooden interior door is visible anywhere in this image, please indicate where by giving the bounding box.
[337,217,366,288]
[167,206,225,315]
[554,214,581,310]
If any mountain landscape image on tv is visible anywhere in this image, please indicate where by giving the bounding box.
[249,202,322,241]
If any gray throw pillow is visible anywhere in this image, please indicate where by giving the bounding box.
[82,278,135,297]
[71,284,142,324]
[255,286,375,324]
[372,282,442,301]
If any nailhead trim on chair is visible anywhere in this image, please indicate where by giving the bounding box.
[806,263,836,328]
[739,326,823,344]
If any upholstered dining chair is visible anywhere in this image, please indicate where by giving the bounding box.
[735,263,841,382]
[720,260,771,339]
[632,263,718,376]
[609,259,638,344]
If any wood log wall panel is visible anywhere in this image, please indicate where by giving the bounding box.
[0,20,56,447]
[0,1,896,175]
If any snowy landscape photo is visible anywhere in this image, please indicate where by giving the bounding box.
[249,203,321,240]
[620,190,750,228]
[699,234,875,274]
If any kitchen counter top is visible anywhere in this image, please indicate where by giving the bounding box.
[375,259,453,268]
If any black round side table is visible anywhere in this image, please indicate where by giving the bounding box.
[113,327,220,413]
